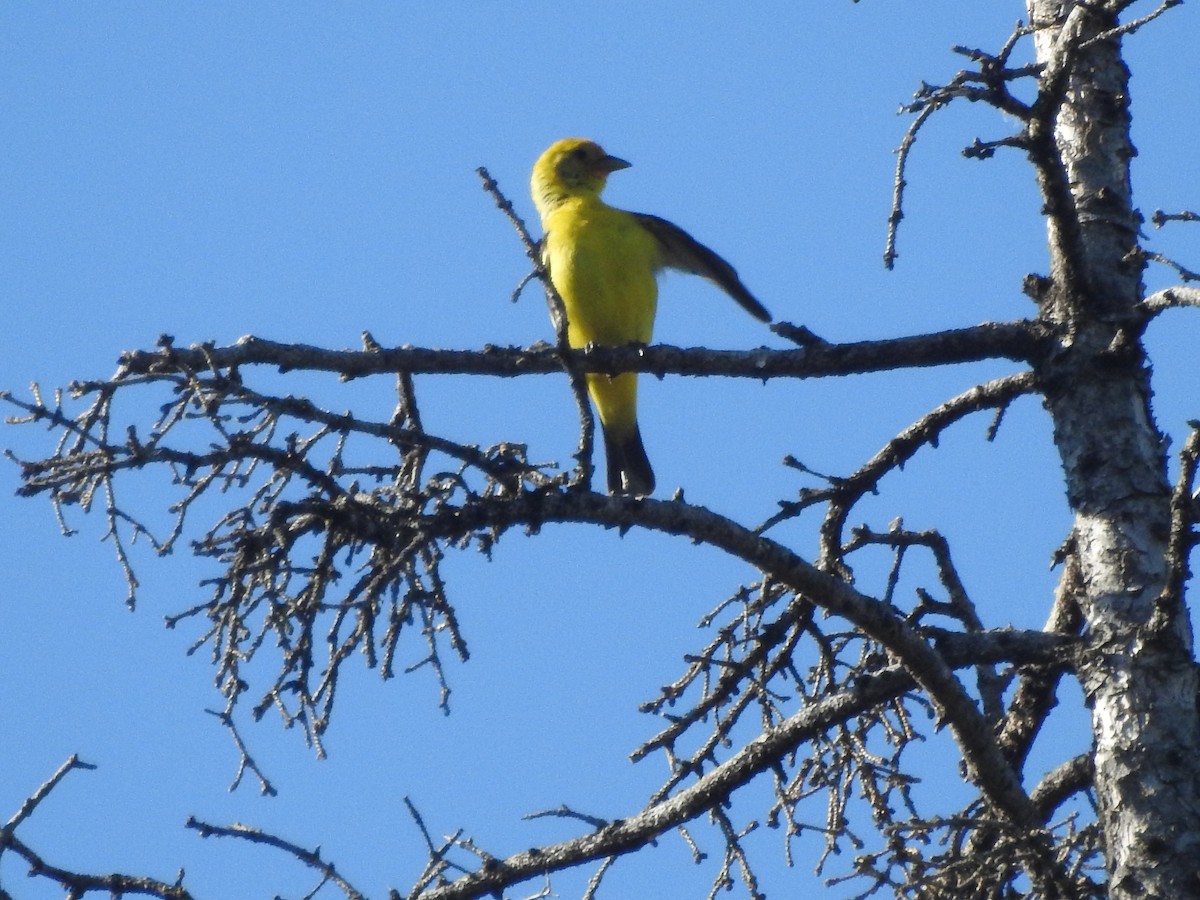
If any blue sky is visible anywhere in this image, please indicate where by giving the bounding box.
[2,3,1197,898]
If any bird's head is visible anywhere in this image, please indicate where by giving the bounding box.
[531,138,631,219]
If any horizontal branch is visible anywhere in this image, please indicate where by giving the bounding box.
[1144,286,1200,313]
[105,320,1047,388]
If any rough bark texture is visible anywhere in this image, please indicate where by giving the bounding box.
[1027,2,1200,896]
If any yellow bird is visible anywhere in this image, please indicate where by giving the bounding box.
[530,137,771,496]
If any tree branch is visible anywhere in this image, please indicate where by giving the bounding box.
[187,817,366,899]
[476,167,597,488]
[405,490,1072,887]
[1143,286,1200,314]
[0,757,193,899]
[768,371,1038,570]
[409,633,1068,900]
[97,320,1047,388]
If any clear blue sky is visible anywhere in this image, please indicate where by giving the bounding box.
[2,4,1197,897]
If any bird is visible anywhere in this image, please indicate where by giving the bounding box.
[530,137,771,497]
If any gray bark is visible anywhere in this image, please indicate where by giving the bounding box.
[1027,2,1200,896]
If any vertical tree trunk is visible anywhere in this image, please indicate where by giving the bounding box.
[1026,2,1200,896]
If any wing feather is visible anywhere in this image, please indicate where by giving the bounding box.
[634,213,771,323]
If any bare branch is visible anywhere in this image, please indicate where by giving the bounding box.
[885,18,1038,269]
[186,817,367,900]
[401,796,470,898]
[407,627,1070,899]
[995,548,1086,770]
[477,167,596,488]
[759,371,1037,566]
[3,755,96,832]
[206,708,278,796]
[0,757,193,899]
[1143,287,1200,316]
[1079,0,1182,50]
[91,322,1046,388]
[1159,424,1200,610]
[1150,209,1200,228]
[1031,754,1095,819]
[1142,250,1200,284]
[408,667,915,898]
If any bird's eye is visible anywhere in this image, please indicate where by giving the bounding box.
[570,146,589,160]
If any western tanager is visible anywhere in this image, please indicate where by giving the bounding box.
[530,137,771,496]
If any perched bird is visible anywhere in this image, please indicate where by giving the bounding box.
[530,137,771,496]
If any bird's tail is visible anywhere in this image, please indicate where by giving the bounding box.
[603,422,655,497]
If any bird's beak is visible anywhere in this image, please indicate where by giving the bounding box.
[598,154,632,174]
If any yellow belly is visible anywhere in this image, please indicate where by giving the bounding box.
[544,201,659,350]
[543,200,659,435]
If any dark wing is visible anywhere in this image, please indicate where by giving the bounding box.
[634,213,772,323]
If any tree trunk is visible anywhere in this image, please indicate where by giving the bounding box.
[1027,2,1200,896]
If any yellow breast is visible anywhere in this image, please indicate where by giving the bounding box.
[543,199,660,349]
